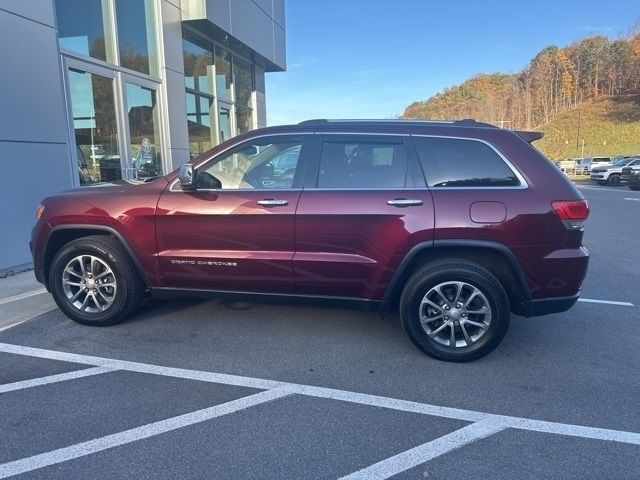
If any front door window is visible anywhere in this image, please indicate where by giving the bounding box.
[67,68,120,185]
[197,137,303,190]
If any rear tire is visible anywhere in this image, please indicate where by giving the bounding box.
[399,260,510,362]
[49,235,144,326]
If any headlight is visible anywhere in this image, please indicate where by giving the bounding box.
[35,204,45,220]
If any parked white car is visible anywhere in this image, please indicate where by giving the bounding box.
[573,156,610,174]
[590,156,640,185]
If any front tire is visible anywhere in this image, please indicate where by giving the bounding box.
[607,174,621,186]
[49,235,144,326]
[399,260,510,362]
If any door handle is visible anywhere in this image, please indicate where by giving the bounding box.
[387,198,423,207]
[257,199,289,207]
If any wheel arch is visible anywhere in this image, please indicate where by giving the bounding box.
[42,225,151,289]
[383,240,531,315]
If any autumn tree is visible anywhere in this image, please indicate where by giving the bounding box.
[402,31,640,130]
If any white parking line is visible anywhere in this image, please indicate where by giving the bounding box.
[624,197,640,201]
[0,387,293,479]
[578,298,634,306]
[0,289,47,306]
[298,385,640,445]
[0,366,115,394]
[0,342,639,449]
[339,418,508,480]
[0,319,28,333]
[0,342,286,391]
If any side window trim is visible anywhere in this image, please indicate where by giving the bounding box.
[410,134,529,190]
[403,136,427,188]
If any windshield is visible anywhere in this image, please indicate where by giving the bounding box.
[613,157,634,166]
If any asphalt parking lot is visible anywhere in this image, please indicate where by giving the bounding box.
[1,184,639,479]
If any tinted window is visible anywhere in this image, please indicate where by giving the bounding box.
[115,0,157,75]
[197,137,302,190]
[183,37,214,95]
[318,138,408,188]
[125,83,161,180]
[68,69,120,185]
[215,47,233,102]
[413,137,520,187]
[233,57,254,133]
[55,0,112,62]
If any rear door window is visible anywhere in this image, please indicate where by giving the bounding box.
[412,136,521,187]
[317,136,408,188]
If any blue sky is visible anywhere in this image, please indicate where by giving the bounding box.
[266,0,638,125]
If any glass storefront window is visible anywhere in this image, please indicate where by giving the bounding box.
[218,106,232,143]
[115,0,158,76]
[55,0,114,63]
[233,57,253,109]
[125,84,162,180]
[215,47,233,102]
[186,92,213,158]
[183,38,214,95]
[233,57,254,133]
[235,106,253,134]
[68,69,120,185]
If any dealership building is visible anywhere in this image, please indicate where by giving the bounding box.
[0,0,286,273]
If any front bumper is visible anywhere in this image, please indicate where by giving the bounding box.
[31,221,51,287]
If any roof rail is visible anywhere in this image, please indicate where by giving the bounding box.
[452,119,498,128]
[298,118,498,128]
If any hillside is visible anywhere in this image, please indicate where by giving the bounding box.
[401,30,640,160]
[536,95,640,159]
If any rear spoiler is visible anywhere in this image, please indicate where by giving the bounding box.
[515,131,544,143]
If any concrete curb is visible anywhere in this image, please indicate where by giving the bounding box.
[0,263,34,279]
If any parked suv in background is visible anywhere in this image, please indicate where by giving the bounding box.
[31,119,590,362]
[621,164,640,190]
[590,156,640,185]
[575,156,610,174]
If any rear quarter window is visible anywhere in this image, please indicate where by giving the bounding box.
[413,136,521,187]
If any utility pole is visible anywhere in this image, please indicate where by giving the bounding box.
[581,139,585,158]
[576,106,581,150]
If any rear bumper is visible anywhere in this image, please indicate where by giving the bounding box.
[524,291,580,317]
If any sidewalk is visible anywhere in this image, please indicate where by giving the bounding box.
[0,270,57,331]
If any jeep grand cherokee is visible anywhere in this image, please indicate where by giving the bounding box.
[31,119,590,361]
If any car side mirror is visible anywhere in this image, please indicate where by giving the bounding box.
[178,164,195,190]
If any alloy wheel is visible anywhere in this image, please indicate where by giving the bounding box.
[419,281,492,347]
[61,255,117,313]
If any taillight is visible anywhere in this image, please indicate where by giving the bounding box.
[552,200,589,229]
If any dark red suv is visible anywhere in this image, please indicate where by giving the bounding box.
[31,119,589,361]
